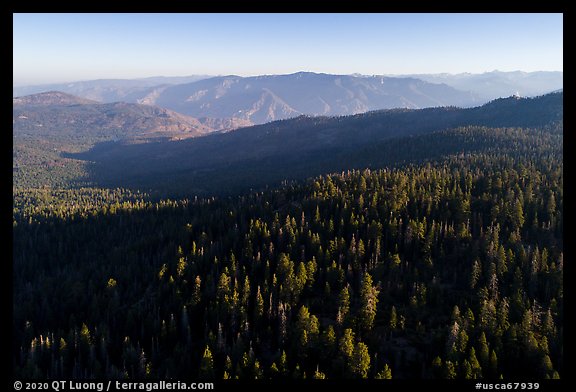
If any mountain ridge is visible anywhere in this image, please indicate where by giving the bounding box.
[69,91,562,195]
[14,71,562,129]
[13,91,99,106]
[13,95,215,141]
[400,70,563,99]
[147,72,481,124]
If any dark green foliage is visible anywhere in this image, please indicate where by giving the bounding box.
[13,109,562,379]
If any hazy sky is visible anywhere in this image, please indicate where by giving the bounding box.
[13,13,563,86]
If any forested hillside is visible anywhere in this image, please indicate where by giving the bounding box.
[67,93,562,196]
[13,94,214,189]
[13,125,563,379]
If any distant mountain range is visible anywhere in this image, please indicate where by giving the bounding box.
[12,75,210,103]
[15,70,562,129]
[139,72,481,123]
[401,70,563,100]
[13,91,98,106]
[14,73,482,126]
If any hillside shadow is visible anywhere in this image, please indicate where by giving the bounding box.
[63,92,563,197]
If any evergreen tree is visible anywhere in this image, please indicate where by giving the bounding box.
[358,273,379,333]
[350,342,371,378]
[375,363,393,379]
[199,346,214,379]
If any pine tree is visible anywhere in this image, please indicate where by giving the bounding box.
[512,199,525,229]
[470,260,481,289]
[350,342,371,378]
[489,350,498,379]
[358,273,379,333]
[443,360,457,379]
[461,359,473,379]
[337,285,351,323]
[279,350,288,377]
[375,363,392,379]
[469,347,482,378]
[389,306,398,331]
[313,366,326,379]
[431,356,443,378]
[478,332,489,367]
[199,346,214,379]
[339,328,355,360]
[540,355,554,378]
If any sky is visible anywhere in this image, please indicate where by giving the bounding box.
[13,13,563,86]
